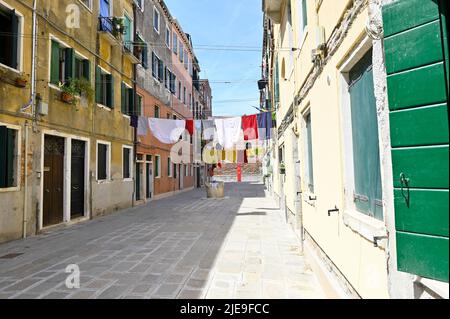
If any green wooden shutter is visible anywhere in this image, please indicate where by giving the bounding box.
[50,40,60,85]
[6,129,15,187]
[121,82,127,114]
[128,88,135,115]
[301,0,308,29]
[383,0,449,282]
[65,48,75,82]
[0,126,7,188]
[83,59,90,81]
[95,66,102,104]
[106,74,114,108]
[349,49,383,220]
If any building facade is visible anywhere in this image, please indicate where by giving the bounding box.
[262,0,448,299]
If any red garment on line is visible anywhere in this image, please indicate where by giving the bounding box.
[185,120,194,135]
[242,115,259,140]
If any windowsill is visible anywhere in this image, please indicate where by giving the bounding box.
[0,186,20,193]
[342,209,387,248]
[97,179,112,184]
[415,276,449,299]
[97,104,112,111]
[0,63,21,75]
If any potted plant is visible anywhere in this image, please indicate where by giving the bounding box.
[15,72,28,88]
[72,77,94,104]
[279,162,286,175]
[112,17,125,37]
[59,81,77,104]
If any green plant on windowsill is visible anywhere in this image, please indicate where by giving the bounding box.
[112,17,125,37]
[279,162,286,175]
[58,78,94,106]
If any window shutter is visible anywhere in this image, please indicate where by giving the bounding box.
[151,52,156,78]
[383,0,449,282]
[128,88,135,115]
[6,129,15,187]
[95,66,102,104]
[11,10,19,70]
[0,126,7,188]
[106,74,114,108]
[121,82,127,114]
[83,60,90,81]
[50,41,60,85]
[142,45,148,69]
[65,48,76,82]
[158,60,164,82]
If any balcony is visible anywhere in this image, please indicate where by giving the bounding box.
[262,0,282,23]
[123,41,140,64]
[98,17,122,45]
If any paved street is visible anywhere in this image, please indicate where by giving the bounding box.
[0,182,323,299]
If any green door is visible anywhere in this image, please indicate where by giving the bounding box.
[383,0,449,282]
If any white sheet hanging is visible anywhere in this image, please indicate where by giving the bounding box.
[215,117,242,149]
[148,118,186,144]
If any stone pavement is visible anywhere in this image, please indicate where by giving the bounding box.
[0,182,324,299]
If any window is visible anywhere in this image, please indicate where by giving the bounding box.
[184,50,188,69]
[170,72,176,94]
[179,42,184,62]
[304,112,314,193]
[134,0,143,11]
[173,163,177,178]
[122,146,132,179]
[154,155,160,178]
[184,164,188,177]
[183,87,186,104]
[95,66,114,108]
[165,26,171,48]
[178,81,181,100]
[152,52,164,82]
[154,105,160,118]
[121,82,134,115]
[173,32,178,54]
[298,0,308,42]
[136,94,143,116]
[80,0,92,10]
[123,13,133,52]
[137,35,148,69]
[0,4,21,71]
[50,40,80,85]
[97,141,110,181]
[153,6,160,33]
[164,67,171,89]
[348,49,382,220]
[167,157,172,177]
[0,125,18,189]
[74,55,90,81]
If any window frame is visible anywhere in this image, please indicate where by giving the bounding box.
[154,154,161,178]
[122,145,133,181]
[0,122,21,192]
[0,1,24,73]
[96,140,111,183]
[167,157,172,177]
[95,65,114,110]
[153,5,160,34]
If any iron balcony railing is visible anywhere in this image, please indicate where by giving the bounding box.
[98,16,114,35]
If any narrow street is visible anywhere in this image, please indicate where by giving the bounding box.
[0,183,323,299]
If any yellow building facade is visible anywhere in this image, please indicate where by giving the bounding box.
[0,0,138,243]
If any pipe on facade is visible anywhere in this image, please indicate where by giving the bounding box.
[22,121,29,238]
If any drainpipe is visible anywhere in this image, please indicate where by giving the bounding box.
[132,2,137,207]
[22,121,29,238]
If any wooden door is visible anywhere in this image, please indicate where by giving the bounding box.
[146,162,153,199]
[71,139,85,219]
[43,135,65,227]
[383,0,449,282]
[136,163,142,201]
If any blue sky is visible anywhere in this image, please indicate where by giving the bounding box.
[164,0,263,117]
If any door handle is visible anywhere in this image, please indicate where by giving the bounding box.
[400,173,410,208]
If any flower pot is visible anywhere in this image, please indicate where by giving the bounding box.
[61,92,75,104]
[15,78,27,88]
[279,167,286,175]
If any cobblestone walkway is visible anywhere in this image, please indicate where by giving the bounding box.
[0,183,324,299]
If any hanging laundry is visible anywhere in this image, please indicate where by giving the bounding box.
[149,118,186,144]
[130,115,138,128]
[202,120,215,140]
[215,117,242,149]
[257,112,273,140]
[185,119,194,135]
[242,114,259,141]
[137,116,148,136]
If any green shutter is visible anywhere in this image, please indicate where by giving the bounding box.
[302,0,308,29]
[11,10,19,70]
[83,59,91,81]
[95,66,102,104]
[0,126,7,188]
[50,40,60,85]
[383,0,449,282]
[128,88,135,115]
[349,49,383,220]
[6,129,15,187]
[106,74,114,108]
[65,48,75,82]
[121,82,127,114]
